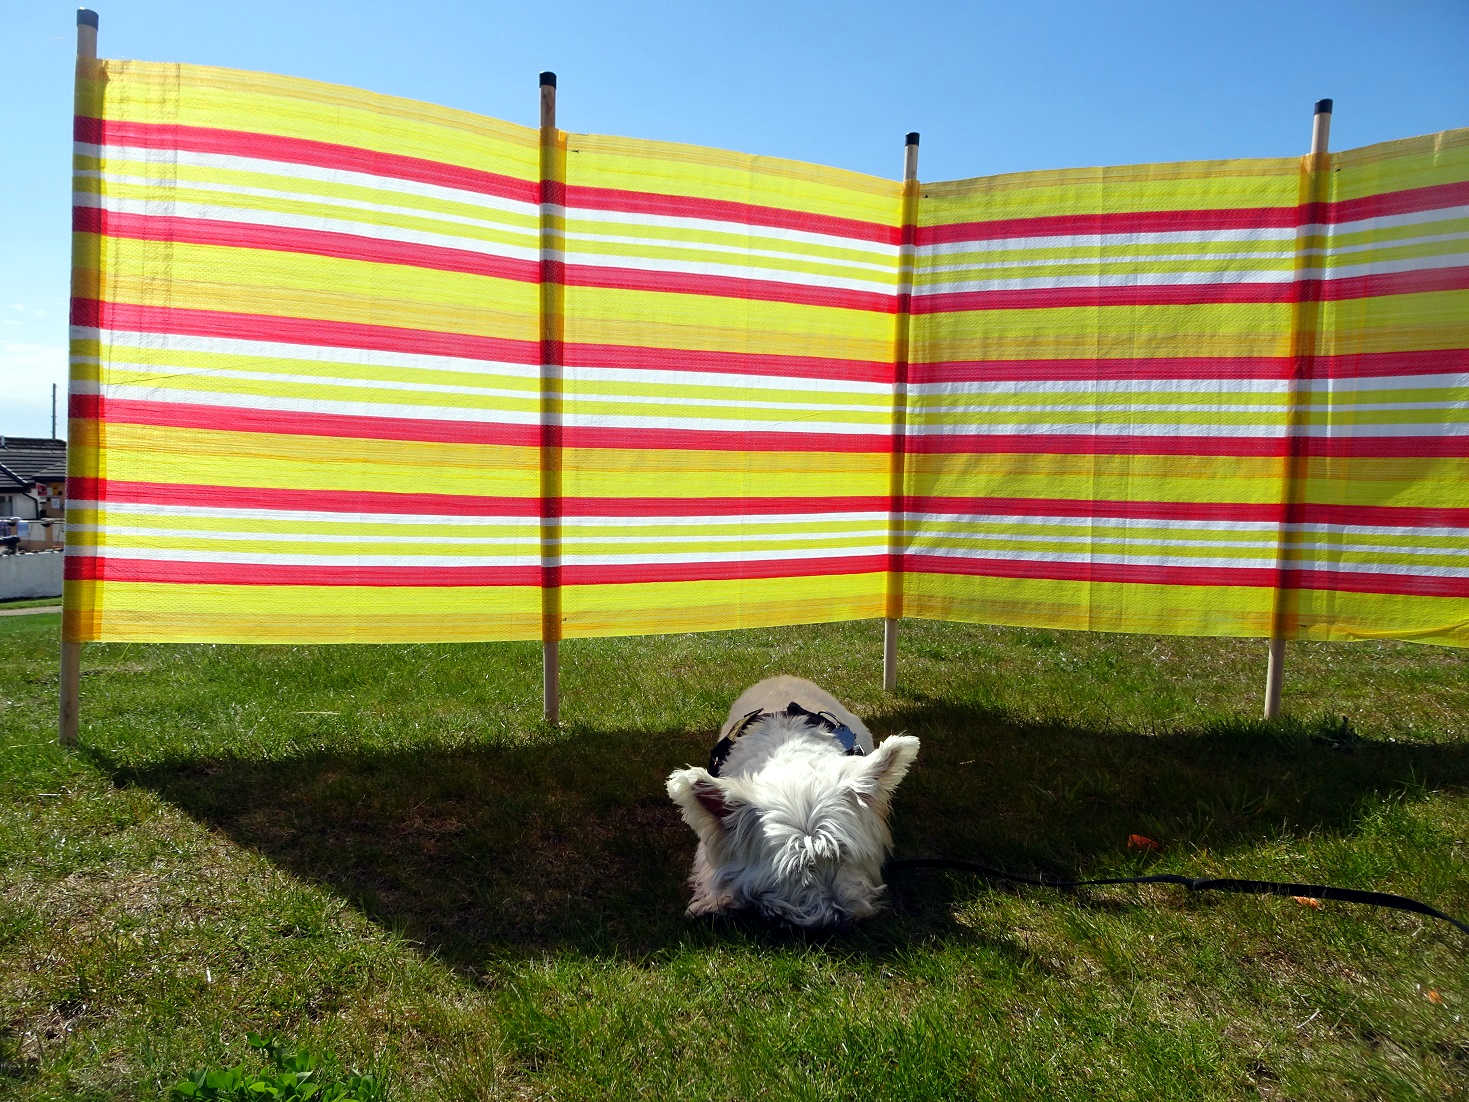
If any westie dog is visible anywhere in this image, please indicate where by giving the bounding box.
[666,675,920,927]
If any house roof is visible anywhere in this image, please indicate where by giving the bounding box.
[0,437,66,483]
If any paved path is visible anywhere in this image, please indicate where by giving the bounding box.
[0,605,61,616]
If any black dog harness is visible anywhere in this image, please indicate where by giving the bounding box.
[708,701,865,777]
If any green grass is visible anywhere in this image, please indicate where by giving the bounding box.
[1,614,1465,1099]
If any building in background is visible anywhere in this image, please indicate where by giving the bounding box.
[0,436,67,549]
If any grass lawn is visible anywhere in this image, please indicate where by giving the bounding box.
[1,611,1465,1099]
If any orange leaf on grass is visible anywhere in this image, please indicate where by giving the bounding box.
[1127,834,1161,852]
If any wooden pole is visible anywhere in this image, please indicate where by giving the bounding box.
[884,132,919,692]
[60,9,98,748]
[539,71,562,725]
[1263,97,1332,720]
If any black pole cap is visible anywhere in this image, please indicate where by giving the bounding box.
[77,8,99,28]
[1314,98,1333,115]
[540,72,557,88]
[905,131,920,146]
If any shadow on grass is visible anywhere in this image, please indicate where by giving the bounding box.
[93,701,1469,973]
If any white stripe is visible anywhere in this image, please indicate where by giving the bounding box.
[80,144,898,255]
[79,142,541,220]
[77,326,537,375]
[76,329,893,395]
[909,373,1469,397]
[912,400,1469,414]
[79,167,538,238]
[74,378,1461,436]
[902,532,1466,556]
[78,192,898,293]
[73,502,1468,542]
[66,544,887,567]
[76,381,894,434]
[70,541,1464,578]
[903,544,1469,577]
[75,524,893,546]
[902,419,1463,438]
[917,228,1468,275]
[564,227,896,272]
[913,251,1469,295]
[547,204,899,256]
[558,248,895,292]
[921,249,1293,274]
[78,191,544,263]
[71,500,892,527]
[88,363,894,413]
[901,510,1469,539]
[917,205,1469,256]
[79,525,1459,560]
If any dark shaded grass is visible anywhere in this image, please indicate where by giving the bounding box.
[1,611,1467,1099]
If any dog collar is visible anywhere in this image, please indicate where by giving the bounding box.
[708,700,865,777]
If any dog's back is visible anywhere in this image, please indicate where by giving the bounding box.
[721,675,873,751]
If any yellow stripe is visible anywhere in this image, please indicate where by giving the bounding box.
[561,574,886,638]
[77,152,540,230]
[902,572,1469,647]
[64,580,542,644]
[919,158,1300,226]
[77,239,540,339]
[82,60,540,177]
[913,302,1298,361]
[1328,129,1469,201]
[79,177,540,254]
[564,133,902,224]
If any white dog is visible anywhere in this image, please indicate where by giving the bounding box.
[666,675,920,927]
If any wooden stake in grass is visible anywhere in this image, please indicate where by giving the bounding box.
[60,8,99,749]
[539,70,563,726]
[884,131,919,693]
[1263,98,1333,721]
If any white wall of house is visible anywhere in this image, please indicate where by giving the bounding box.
[0,550,63,600]
[1,493,41,519]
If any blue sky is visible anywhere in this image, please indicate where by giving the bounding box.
[3,0,1465,438]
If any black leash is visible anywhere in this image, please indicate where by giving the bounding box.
[887,856,1469,938]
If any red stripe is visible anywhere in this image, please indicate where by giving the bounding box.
[550,181,900,246]
[76,116,897,246]
[72,297,893,384]
[919,205,1300,246]
[69,390,1461,459]
[65,479,1469,530]
[900,554,1469,599]
[67,478,891,518]
[909,348,1469,384]
[72,297,541,365]
[69,394,894,453]
[1323,180,1469,224]
[75,116,539,204]
[63,552,1468,598]
[74,206,540,284]
[76,207,896,313]
[916,180,1469,246]
[904,432,1469,458]
[902,496,1469,529]
[557,260,898,313]
[65,554,887,587]
[561,343,894,384]
[909,266,1469,314]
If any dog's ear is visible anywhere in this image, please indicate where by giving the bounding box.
[666,767,739,838]
[852,735,920,813]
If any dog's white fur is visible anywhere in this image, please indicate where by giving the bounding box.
[666,675,919,927]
